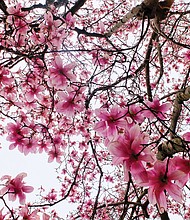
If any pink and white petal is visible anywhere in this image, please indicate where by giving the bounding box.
[95,108,109,120]
[129,124,140,140]
[8,193,17,202]
[108,142,128,157]
[18,193,26,205]
[94,121,106,133]
[148,187,157,205]
[139,153,154,163]
[161,102,171,112]
[169,170,186,181]
[22,185,34,193]
[131,162,149,185]
[166,183,184,203]
[112,156,124,165]
[25,92,34,102]
[156,190,167,213]
[54,56,63,69]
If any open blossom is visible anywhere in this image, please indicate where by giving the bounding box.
[183,50,190,62]
[7,3,28,17]
[0,173,34,204]
[143,98,171,120]
[0,67,14,86]
[25,84,44,102]
[141,160,185,213]
[94,106,127,139]
[107,124,154,182]
[48,147,63,163]
[6,122,30,150]
[55,91,83,117]
[65,12,75,27]
[19,205,40,220]
[48,56,76,89]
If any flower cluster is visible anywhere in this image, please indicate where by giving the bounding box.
[94,104,189,213]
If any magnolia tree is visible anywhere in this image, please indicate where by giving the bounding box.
[0,0,189,219]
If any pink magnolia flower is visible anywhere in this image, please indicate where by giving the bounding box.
[0,173,34,204]
[107,124,154,182]
[0,67,14,86]
[44,189,57,202]
[6,122,30,150]
[21,138,38,155]
[142,160,185,213]
[19,205,40,220]
[40,12,61,33]
[55,91,83,117]
[45,11,61,27]
[48,56,76,89]
[183,50,190,62]
[94,106,127,139]
[143,98,171,120]
[90,51,109,66]
[7,3,28,17]
[65,12,75,27]
[48,147,63,163]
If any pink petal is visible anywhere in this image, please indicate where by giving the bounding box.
[94,121,106,133]
[108,141,128,157]
[156,190,167,213]
[165,183,183,203]
[22,185,34,193]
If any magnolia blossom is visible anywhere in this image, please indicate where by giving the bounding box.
[141,160,185,213]
[143,98,171,120]
[48,147,63,163]
[183,50,190,62]
[7,3,27,17]
[48,56,76,89]
[6,122,30,151]
[19,205,40,220]
[107,124,154,182]
[65,12,76,27]
[55,91,83,117]
[94,106,127,140]
[0,173,34,204]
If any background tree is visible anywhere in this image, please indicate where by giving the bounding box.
[0,0,189,219]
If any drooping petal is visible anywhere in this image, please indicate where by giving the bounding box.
[148,187,157,205]
[156,190,167,213]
